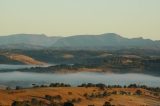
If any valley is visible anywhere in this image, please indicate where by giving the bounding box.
[0,34,160,106]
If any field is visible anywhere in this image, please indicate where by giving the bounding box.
[0,87,160,106]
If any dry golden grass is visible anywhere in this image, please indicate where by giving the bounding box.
[62,54,74,59]
[0,87,159,106]
[5,53,45,65]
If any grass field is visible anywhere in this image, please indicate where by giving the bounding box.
[0,87,159,106]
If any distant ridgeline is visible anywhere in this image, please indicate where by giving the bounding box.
[0,33,160,50]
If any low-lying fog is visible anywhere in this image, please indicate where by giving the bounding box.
[0,71,159,88]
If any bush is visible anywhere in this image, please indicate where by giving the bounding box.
[11,101,30,106]
[63,102,74,106]
[31,98,38,105]
[6,86,11,90]
[45,95,53,101]
[135,90,142,95]
[103,101,112,106]
[15,86,22,90]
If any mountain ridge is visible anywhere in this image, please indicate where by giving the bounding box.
[0,33,159,50]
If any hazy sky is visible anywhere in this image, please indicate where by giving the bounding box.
[0,0,160,40]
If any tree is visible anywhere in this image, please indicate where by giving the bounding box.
[15,86,22,90]
[6,86,11,90]
[11,101,30,106]
[135,90,142,95]
[63,102,74,106]
[103,101,112,106]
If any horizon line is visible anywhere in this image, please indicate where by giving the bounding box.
[0,33,159,41]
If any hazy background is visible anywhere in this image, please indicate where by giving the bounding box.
[0,0,160,40]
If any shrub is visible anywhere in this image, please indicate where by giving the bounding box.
[31,98,38,105]
[15,86,22,90]
[135,90,142,95]
[63,102,74,106]
[11,101,30,106]
[6,86,11,90]
[103,101,112,106]
[45,95,53,101]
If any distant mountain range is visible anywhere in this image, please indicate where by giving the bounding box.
[0,33,160,50]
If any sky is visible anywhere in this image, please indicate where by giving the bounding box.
[0,0,160,40]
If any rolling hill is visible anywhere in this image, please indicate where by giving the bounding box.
[0,53,45,65]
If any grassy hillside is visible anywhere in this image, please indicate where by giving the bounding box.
[0,87,159,106]
[0,53,46,65]
[0,55,23,64]
[0,50,160,76]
